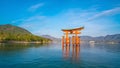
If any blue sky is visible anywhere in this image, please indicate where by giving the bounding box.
[0,0,120,38]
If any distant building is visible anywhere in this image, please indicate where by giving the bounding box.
[89,41,95,44]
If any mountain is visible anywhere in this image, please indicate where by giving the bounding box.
[0,24,32,35]
[0,24,50,43]
[41,35,61,43]
[80,34,120,44]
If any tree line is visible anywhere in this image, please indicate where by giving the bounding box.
[0,32,51,43]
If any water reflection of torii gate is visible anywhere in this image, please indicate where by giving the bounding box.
[62,27,84,46]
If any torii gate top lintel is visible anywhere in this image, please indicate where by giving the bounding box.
[62,27,84,32]
[62,27,84,34]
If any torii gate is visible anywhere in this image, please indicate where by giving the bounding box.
[62,27,84,46]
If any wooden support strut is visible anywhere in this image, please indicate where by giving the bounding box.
[72,36,75,45]
[65,31,69,45]
[62,36,65,46]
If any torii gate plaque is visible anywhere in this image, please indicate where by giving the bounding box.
[62,27,84,46]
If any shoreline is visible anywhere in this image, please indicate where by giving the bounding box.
[0,41,52,44]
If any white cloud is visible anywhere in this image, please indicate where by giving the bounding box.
[11,15,46,31]
[28,3,44,11]
[87,7,120,21]
[23,16,46,22]
[12,19,25,24]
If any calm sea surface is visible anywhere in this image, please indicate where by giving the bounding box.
[0,43,120,68]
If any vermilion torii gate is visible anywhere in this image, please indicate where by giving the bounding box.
[62,27,84,46]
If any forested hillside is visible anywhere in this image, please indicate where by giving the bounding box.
[0,24,51,43]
